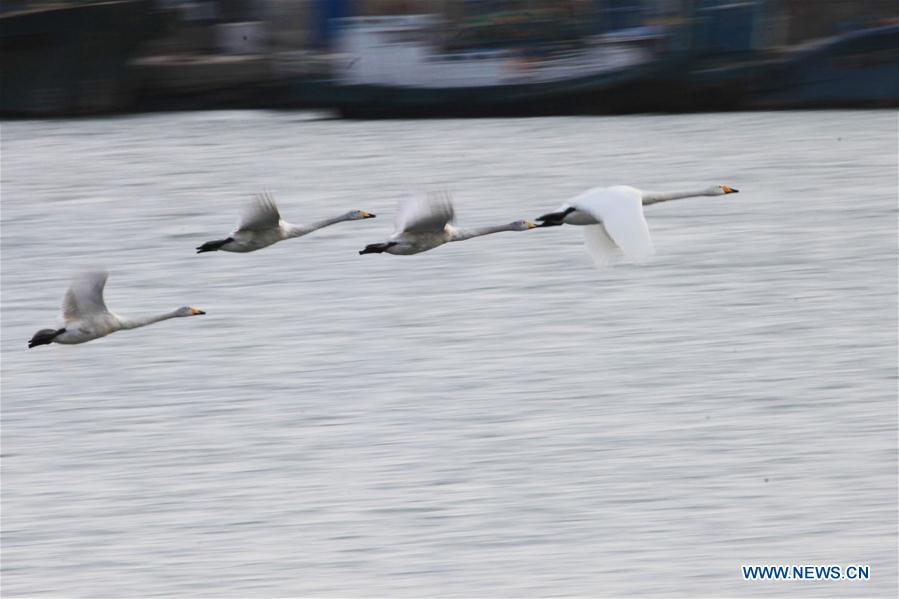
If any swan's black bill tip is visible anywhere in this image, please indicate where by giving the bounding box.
[363,213,377,219]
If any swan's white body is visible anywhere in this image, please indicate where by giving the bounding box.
[197,193,375,253]
[538,184,738,267]
[360,193,535,256]
[28,271,204,347]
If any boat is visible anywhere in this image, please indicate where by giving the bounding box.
[746,22,899,109]
[287,14,676,118]
[0,0,166,116]
[284,3,898,117]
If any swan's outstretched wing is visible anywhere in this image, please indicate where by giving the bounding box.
[582,224,624,267]
[394,192,455,234]
[62,271,110,321]
[573,187,654,264]
[237,193,281,232]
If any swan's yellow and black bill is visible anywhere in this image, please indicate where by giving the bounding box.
[190,307,206,315]
[722,185,739,194]
[361,211,376,219]
[525,221,537,229]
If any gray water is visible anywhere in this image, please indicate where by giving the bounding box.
[1,110,896,598]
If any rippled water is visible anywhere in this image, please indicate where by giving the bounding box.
[2,110,896,598]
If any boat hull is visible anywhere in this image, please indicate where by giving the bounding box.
[284,58,679,118]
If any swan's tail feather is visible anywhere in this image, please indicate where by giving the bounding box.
[359,242,397,255]
[28,327,66,348]
[196,237,233,253]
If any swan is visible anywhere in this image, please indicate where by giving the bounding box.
[359,192,536,255]
[28,271,205,348]
[536,184,739,267]
[196,192,376,253]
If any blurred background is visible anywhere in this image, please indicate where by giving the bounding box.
[1,0,897,117]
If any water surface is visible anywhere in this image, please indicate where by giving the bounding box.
[2,110,896,597]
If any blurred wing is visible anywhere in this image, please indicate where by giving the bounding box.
[62,270,110,320]
[582,225,624,268]
[237,193,281,232]
[574,187,654,264]
[393,192,455,234]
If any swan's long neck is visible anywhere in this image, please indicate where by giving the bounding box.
[118,309,182,330]
[285,214,349,238]
[641,188,714,206]
[450,223,518,242]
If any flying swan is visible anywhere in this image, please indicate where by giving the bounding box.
[536,184,739,267]
[197,192,376,253]
[28,271,205,348]
[359,192,536,255]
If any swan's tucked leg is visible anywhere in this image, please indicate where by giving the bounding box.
[359,242,397,255]
[196,237,234,253]
[28,327,66,348]
[536,207,576,227]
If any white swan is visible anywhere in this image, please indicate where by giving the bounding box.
[359,192,536,256]
[536,184,739,267]
[197,192,376,253]
[28,271,205,348]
